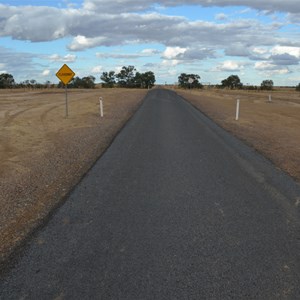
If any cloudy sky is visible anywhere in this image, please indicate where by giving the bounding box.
[1,0,300,85]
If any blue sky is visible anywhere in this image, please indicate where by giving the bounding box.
[1,0,300,85]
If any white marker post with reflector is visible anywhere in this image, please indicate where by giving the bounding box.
[236,99,240,121]
[99,97,103,117]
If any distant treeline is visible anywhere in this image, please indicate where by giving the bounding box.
[177,74,300,91]
[0,66,156,89]
[0,73,97,89]
[1,72,300,91]
[100,66,155,88]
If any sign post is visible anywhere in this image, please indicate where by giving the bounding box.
[65,85,68,117]
[56,64,75,117]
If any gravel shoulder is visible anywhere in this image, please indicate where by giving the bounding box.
[0,88,147,266]
[176,88,300,184]
[1,86,300,268]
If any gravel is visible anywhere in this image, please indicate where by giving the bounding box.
[0,89,146,267]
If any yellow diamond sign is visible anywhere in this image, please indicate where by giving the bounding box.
[56,64,75,85]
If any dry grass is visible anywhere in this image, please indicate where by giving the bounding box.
[0,88,147,265]
[176,87,300,182]
[1,86,300,266]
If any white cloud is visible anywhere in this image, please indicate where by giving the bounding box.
[91,66,103,73]
[161,59,180,67]
[216,60,246,72]
[0,3,282,51]
[162,47,187,59]
[0,47,37,80]
[252,47,269,55]
[64,0,80,8]
[274,68,291,75]
[0,1,300,85]
[42,69,50,76]
[255,61,291,75]
[96,52,141,59]
[96,49,160,60]
[82,0,300,14]
[68,36,112,50]
[271,46,300,58]
[141,48,160,55]
[255,61,276,70]
[49,54,77,62]
[215,13,228,20]
[114,66,123,73]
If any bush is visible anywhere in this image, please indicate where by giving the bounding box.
[261,80,274,90]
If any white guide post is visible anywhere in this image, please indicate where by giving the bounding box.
[99,97,103,117]
[235,99,240,121]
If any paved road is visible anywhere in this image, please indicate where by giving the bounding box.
[1,89,300,299]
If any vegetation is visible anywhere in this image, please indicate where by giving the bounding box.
[1,70,299,91]
[261,80,274,90]
[0,73,97,89]
[221,75,243,89]
[100,66,156,88]
[178,73,203,89]
[244,85,259,91]
[0,73,15,88]
[100,71,116,88]
[0,68,155,89]
[135,71,156,89]
[58,76,96,89]
[116,66,136,88]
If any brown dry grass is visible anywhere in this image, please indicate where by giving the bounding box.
[176,87,300,182]
[0,88,147,265]
[1,86,300,267]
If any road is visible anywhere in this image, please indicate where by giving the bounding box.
[1,89,300,299]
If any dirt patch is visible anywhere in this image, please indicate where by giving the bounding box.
[176,87,300,182]
[0,88,147,265]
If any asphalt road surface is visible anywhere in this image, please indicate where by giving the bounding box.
[1,89,300,299]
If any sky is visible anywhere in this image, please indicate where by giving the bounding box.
[0,0,300,86]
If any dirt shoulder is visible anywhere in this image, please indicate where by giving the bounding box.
[0,88,147,266]
[176,87,300,183]
[1,86,300,267]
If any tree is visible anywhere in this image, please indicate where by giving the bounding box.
[100,66,156,89]
[30,79,37,86]
[116,66,136,87]
[221,75,243,89]
[59,76,95,88]
[100,71,116,88]
[296,83,300,91]
[45,80,53,88]
[178,73,203,89]
[81,76,96,88]
[135,71,156,88]
[261,80,274,90]
[24,80,31,89]
[0,73,15,88]
[68,76,81,88]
